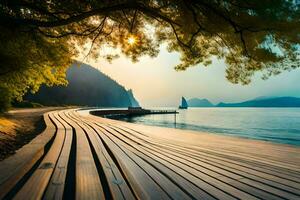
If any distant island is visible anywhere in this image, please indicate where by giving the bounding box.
[187,98,214,107]
[23,62,140,107]
[186,96,300,107]
[217,97,300,107]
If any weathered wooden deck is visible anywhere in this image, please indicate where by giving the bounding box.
[0,109,299,200]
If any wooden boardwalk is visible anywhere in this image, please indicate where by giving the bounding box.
[0,108,299,200]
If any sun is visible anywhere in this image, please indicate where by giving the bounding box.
[127,36,136,45]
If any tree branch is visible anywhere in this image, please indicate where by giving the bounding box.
[1,2,180,28]
[194,2,252,57]
[130,9,138,33]
[37,21,105,38]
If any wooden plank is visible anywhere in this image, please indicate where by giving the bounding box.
[191,146,300,172]
[83,111,299,195]
[109,124,300,199]
[240,178,300,199]
[113,124,300,184]
[99,124,260,200]
[94,126,193,200]
[168,143,300,176]
[106,125,276,199]
[0,112,56,199]
[43,111,73,200]
[160,143,300,194]
[117,122,300,173]
[171,148,300,193]
[85,124,172,199]
[90,124,219,200]
[123,129,300,187]
[131,143,282,200]
[13,112,66,200]
[154,141,300,186]
[70,111,173,199]
[69,111,135,200]
[144,141,300,199]
[62,111,105,200]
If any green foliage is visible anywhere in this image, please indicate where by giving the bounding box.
[1,0,300,111]
[0,86,11,112]
[0,27,73,111]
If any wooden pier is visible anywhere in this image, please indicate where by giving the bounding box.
[90,108,178,117]
[0,108,299,199]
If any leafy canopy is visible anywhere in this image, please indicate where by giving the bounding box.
[0,26,73,111]
[1,0,300,110]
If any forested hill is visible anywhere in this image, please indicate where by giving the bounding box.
[24,63,140,107]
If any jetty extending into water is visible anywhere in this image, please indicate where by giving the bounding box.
[90,107,178,118]
[0,108,299,199]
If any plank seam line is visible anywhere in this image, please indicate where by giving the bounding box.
[41,113,68,199]
[76,121,114,200]
[59,112,76,200]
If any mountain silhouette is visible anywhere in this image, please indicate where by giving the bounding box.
[217,97,300,107]
[24,62,140,107]
[187,98,214,107]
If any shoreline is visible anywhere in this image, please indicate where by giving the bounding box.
[100,107,300,147]
[100,118,300,148]
[90,110,300,151]
[117,119,300,148]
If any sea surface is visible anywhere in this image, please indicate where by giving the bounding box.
[111,108,300,146]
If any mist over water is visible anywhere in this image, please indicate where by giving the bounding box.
[113,108,300,146]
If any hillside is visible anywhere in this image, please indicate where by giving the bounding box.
[217,97,300,107]
[127,89,140,107]
[187,98,214,107]
[24,63,140,107]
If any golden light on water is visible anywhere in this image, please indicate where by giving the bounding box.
[127,36,136,45]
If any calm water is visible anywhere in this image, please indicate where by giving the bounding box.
[113,108,300,146]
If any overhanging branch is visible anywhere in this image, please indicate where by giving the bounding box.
[1,2,180,28]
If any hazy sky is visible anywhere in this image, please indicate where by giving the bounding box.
[86,45,300,107]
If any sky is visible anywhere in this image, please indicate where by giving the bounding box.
[86,45,300,107]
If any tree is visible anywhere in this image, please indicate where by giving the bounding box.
[1,0,300,110]
[0,26,73,110]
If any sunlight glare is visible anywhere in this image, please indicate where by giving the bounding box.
[127,36,136,45]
